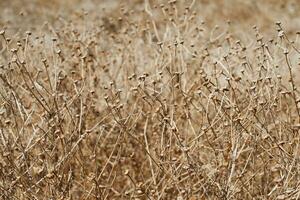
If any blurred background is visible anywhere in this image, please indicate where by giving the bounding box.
[1,0,300,33]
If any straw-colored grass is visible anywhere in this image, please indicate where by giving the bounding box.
[1,1,300,199]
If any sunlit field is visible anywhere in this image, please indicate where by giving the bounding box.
[1,0,300,199]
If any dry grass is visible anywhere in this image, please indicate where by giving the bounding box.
[1,0,300,199]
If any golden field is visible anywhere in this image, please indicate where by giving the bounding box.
[1,0,300,199]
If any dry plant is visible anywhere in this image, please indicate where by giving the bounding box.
[1,0,300,199]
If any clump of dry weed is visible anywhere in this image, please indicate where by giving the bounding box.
[1,1,300,199]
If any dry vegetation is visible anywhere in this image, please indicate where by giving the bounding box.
[2,0,300,199]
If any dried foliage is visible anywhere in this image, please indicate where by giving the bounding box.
[1,0,300,199]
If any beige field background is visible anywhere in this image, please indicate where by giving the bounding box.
[1,0,300,199]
